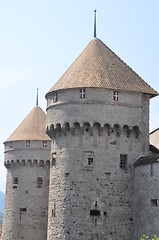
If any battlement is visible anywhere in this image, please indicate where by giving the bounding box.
[4,159,50,168]
[46,121,140,139]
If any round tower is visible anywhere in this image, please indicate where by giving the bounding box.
[46,38,157,240]
[2,106,51,240]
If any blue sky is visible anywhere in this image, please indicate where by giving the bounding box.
[0,0,159,192]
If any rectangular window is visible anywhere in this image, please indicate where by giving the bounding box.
[53,92,58,103]
[26,141,30,147]
[43,141,47,148]
[20,208,27,220]
[52,153,56,167]
[9,141,13,148]
[13,177,18,188]
[151,199,158,207]
[37,177,43,188]
[151,164,153,176]
[88,157,94,166]
[114,91,118,101]
[80,89,86,99]
[120,154,127,169]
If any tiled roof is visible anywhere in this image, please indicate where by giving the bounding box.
[47,38,158,96]
[5,106,50,142]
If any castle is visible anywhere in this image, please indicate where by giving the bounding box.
[2,13,159,240]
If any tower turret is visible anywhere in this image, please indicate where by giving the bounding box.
[2,106,51,240]
[46,38,157,239]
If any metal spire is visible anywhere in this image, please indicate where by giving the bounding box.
[94,9,97,38]
[36,88,38,106]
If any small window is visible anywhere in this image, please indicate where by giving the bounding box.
[151,199,158,207]
[20,208,27,220]
[37,177,43,188]
[114,91,118,101]
[43,141,47,148]
[88,158,94,166]
[26,141,30,147]
[120,154,127,169]
[13,177,18,188]
[151,164,153,176]
[80,89,86,99]
[52,153,56,167]
[52,203,56,217]
[90,209,101,216]
[53,92,58,103]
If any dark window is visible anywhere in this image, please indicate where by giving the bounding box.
[52,203,56,217]
[13,177,18,188]
[9,141,13,148]
[88,157,93,166]
[53,92,57,103]
[114,91,118,101]
[90,209,101,216]
[151,164,153,176]
[20,208,27,220]
[120,154,127,169]
[37,177,43,188]
[52,153,56,167]
[43,141,47,148]
[151,199,158,207]
[80,89,86,99]
[26,141,30,147]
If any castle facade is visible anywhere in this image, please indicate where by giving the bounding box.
[2,36,159,240]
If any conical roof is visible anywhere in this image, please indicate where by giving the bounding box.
[5,106,50,142]
[46,38,157,96]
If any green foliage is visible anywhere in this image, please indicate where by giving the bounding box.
[141,234,159,240]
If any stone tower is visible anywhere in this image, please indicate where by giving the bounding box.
[2,106,51,240]
[46,38,157,240]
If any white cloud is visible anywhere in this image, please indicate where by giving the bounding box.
[0,165,6,193]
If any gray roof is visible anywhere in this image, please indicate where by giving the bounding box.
[46,38,158,96]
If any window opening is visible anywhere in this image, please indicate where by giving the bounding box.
[52,153,56,167]
[120,154,127,169]
[80,89,86,99]
[26,141,30,147]
[9,141,13,148]
[37,177,43,188]
[114,91,118,101]
[43,141,47,148]
[151,199,158,207]
[90,209,101,216]
[13,177,18,188]
[52,203,56,217]
[151,164,153,176]
[53,92,57,103]
[20,208,27,220]
[88,158,93,166]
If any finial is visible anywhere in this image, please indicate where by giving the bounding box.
[94,9,97,38]
[36,88,38,106]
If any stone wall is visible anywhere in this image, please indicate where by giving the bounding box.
[2,140,50,240]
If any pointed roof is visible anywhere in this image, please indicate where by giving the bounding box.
[5,106,50,142]
[46,38,157,97]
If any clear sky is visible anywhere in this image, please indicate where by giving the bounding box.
[0,0,159,193]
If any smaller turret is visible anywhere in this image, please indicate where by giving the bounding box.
[2,105,51,240]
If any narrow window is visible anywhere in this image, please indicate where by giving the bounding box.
[43,141,47,148]
[13,177,18,188]
[37,177,43,188]
[80,89,86,99]
[52,203,56,217]
[120,154,127,169]
[52,153,56,167]
[20,208,27,220]
[151,199,158,207]
[114,91,118,101]
[26,141,30,147]
[151,164,153,176]
[88,157,94,166]
[53,92,58,103]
